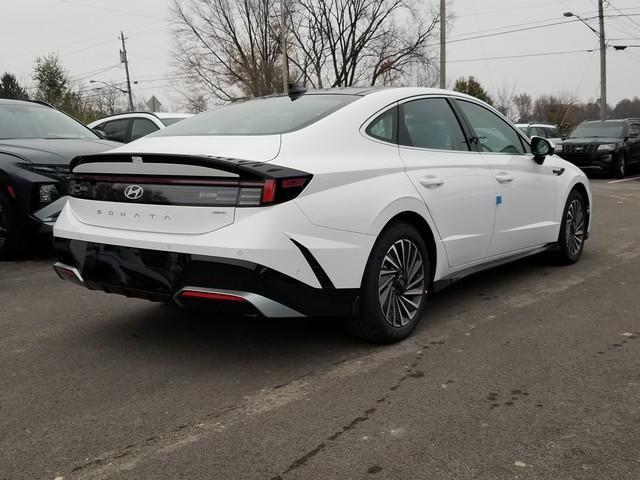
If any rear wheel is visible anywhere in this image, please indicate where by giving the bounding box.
[555,189,587,264]
[347,222,430,343]
[0,190,20,259]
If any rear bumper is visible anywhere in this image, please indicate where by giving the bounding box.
[53,238,359,318]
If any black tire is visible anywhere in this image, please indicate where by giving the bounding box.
[555,189,587,265]
[0,190,20,259]
[346,221,430,344]
[613,153,627,179]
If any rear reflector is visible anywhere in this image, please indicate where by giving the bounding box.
[179,290,246,302]
[261,179,277,204]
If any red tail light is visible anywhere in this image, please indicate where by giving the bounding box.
[261,179,277,204]
[180,290,246,302]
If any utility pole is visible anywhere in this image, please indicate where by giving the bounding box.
[281,0,289,94]
[119,31,134,111]
[598,0,607,120]
[439,0,446,89]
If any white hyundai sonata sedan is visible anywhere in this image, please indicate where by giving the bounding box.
[53,87,591,343]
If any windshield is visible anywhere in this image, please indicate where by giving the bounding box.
[160,117,189,127]
[0,103,97,140]
[154,94,359,136]
[569,123,624,139]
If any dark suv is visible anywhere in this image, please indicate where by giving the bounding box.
[556,119,640,178]
[0,99,119,257]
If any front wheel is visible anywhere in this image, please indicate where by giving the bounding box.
[613,154,627,179]
[0,190,21,259]
[555,189,587,264]
[346,222,430,344]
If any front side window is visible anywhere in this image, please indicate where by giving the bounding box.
[154,94,359,137]
[547,127,560,138]
[457,100,525,154]
[398,98,469,151]
[0,104,97,140]
[131,118,160,141]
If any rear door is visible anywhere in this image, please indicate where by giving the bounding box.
[454,99,558,256]
[397,96,495,267]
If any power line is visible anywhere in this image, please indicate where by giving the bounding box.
[52,0,168,21]
[608,1,640,31]
[447,48,596,63]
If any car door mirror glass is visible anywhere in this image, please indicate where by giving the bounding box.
[530,136,553,162]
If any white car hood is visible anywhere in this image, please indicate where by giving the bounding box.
[106,134,282,162]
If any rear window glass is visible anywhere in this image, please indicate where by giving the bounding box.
[154,95,359,136]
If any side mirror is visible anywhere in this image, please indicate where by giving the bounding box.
[531,136,554,164]
[92,128,106,139]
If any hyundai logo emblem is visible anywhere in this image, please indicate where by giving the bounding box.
[124,185,144,200]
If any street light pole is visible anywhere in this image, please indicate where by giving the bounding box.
[439,0,446,89]
[281,0,289,94]
[598,0,607,120]
[563,8,607,120]
[119,31,134,111]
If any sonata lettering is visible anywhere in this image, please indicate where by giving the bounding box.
[96,209,172,221]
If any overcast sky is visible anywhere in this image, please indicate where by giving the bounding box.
[1,0,640,111]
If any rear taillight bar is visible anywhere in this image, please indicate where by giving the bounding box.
[69,174,312,208]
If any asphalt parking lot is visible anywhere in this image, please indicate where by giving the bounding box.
[2,177,640,480]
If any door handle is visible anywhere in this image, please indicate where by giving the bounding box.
[495,173,514,184]
[420,176,444,188]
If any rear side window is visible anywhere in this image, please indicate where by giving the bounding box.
[102,119,130,143]
[154,94,359,136]
[366,108,396,143]
[399,98,469,151]
[131,118,160,141]
[457,100,525,155]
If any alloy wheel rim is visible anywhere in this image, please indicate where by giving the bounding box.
[378,239,425,328]
[565,199,585,256]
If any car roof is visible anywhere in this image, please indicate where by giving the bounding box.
[0,98,51,108]
[88,111,193,125]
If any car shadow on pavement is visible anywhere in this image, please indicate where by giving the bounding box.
[75,251,571,366]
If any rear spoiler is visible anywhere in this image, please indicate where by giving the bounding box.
[70,152,309,181]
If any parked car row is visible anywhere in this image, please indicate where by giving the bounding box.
[88,112,193,143]
[517,118,640,178]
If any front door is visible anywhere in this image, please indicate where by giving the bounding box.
[397,97,496,268]
[455,99,559,256]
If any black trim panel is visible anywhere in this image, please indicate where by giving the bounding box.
[290,238,335,289]
[54,239,358,317]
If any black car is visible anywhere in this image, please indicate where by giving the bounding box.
[556,118,640,178]
[0,99,119,257]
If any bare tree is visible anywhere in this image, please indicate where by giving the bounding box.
[173,0,440,99]
[290,0,439,88]
[494,82,516,120]
[513,93,532,123]
[172,0,283,102]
